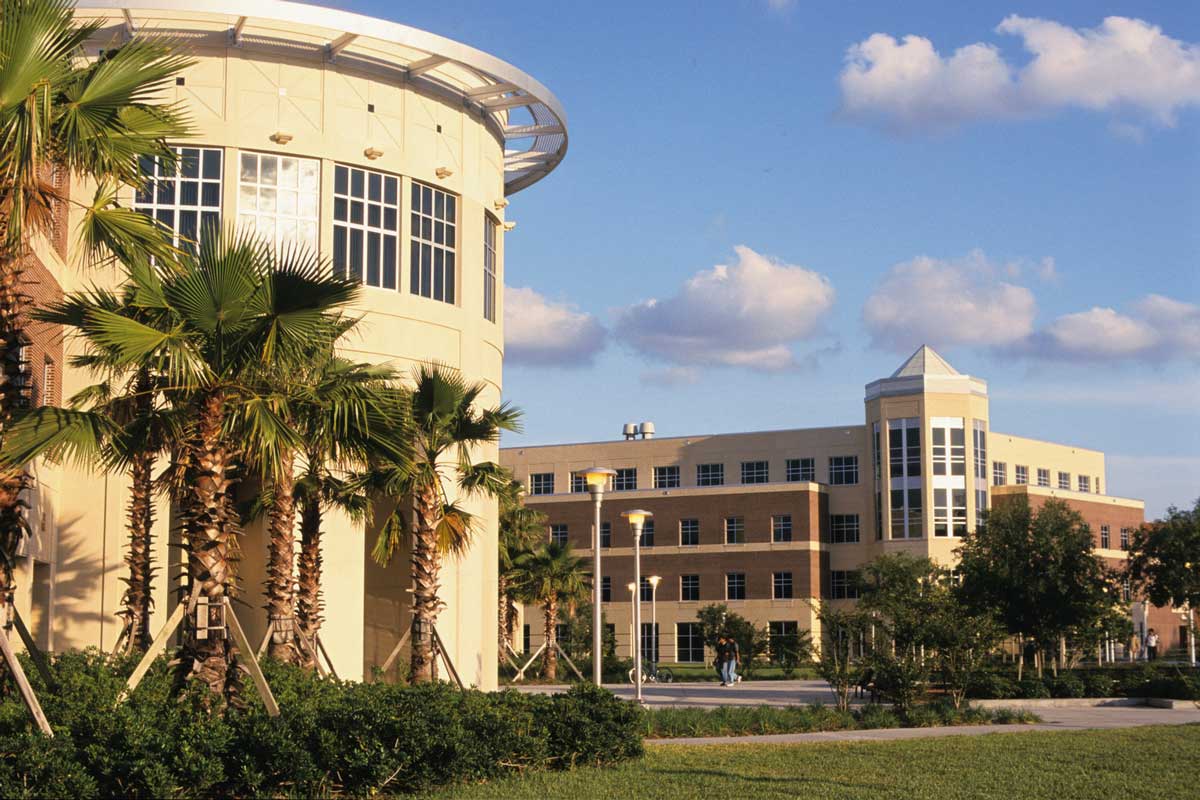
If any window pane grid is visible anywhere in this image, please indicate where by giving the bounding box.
[483,215,497,321]
[679,519,699,546]
[410,181,457,303]
[772,514,793,542]
[333,165,399,290]
[238,152,319,252]
[830,514,860,543]
[134,147,222,248]
[741,460,769,484]
[829,456,859,485]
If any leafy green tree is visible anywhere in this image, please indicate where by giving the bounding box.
[695,603,769,676]
[497,475,545,660]
[556,599,619,677]
[931,601,1004,709]
[510,542,590,681]
[768,628,814,679]
[813,604,868,712]
[1127,499,1200,657]
[0,0,191,617]
[956,497,1117,678]
[371,364,520,683]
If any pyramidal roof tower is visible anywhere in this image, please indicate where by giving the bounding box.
[865,344,987,400]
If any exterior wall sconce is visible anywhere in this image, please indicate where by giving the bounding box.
[493,199,509,210]
[435,166,453,178]
[269,131,293,145]
[502,220,516,232]
[363,147,384,160]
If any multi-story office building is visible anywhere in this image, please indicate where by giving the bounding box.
[503,346,1187,663]
[14,0,567,689]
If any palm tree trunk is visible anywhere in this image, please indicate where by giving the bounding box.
[119,440,155,654]
[179,390,240,702]
[265,450,299,663]
[296,496,323,669]
[497,572,509,661]
[0,247,28,624]
[544,597,559,681]
[409,484,442,683]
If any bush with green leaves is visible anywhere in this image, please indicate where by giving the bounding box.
[0,649,642,798]
[1048,673,1087,698]
[1016,677,1052,699]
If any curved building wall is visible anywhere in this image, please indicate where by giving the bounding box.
[36,3,560,690]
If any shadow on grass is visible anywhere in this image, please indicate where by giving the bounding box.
[648,767,889,792]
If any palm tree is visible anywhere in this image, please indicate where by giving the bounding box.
[0,0,191,616]
[34,229,357,701]
[372,364,520,683]
[497,476,545,660]
[510,542,590,681]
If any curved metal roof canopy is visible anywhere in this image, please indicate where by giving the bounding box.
[75,0,568,194]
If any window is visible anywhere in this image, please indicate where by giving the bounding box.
[654,466,680,489]
[529,472,554,495]
[600,521,611,548]
[676,622,704,663]
[829,456,859,485]
[680,574,699,601]
[786,457,815,482]
[1078,475,1091,493]
[483,215,498,321]
[1055,471,1070,490]
[993,462,1007,486]
[726,573,746,600]
[410,181,457,303]
[550,524,568,547]
[1100,525,1110,549]
[601,576,611,602]
[830,514,860,544]
[39,357,54,407]
[238,152,319,251]
[1037,468,1051,487]
[888,418,922,538]
[741,460,769,484]
[1095,477,1101,494]
[522,624,530,653]
[697,463,725,486]
[830,570,859,600]
[1015,465,1028,485]
[332,165,399,289]
[724,516,744,544]
[969,424,985,480]
[934,488,967,537]
[772,514,793,543]
[640,623,659,663]
[640,576,654,602]
[134,146,222,247]
[773,572,793,599]
[768,621,798,656]
[614,467,637,491]
[1122,579,1132,602]
[571,474,587,493]
[640,519,655,547]
[1120,527,1131,550]
[679,519,700,547]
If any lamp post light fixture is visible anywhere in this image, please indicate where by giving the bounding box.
[575,467,616,685]
[622,509,653,704]
[648,575,662,666]
[627,582,637,661]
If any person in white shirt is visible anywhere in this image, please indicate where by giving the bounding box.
[1146,629,1160,661]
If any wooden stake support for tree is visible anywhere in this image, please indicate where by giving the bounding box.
[10,608,56,692]
[502,642,522,672]
[255,618,338,679]
[513,642,546,681]
[0,623,53,736]
[115,591,280,717]
[379,625,463,688]
[554,642,585,682]
[380,628,411,675]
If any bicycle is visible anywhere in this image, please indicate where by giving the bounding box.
[628,662,674,683]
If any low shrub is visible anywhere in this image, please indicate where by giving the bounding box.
[0,650,642,798]
[966,672,1018,699]
[1016,678,1051,699]
[1048,673,1086,699]
[856,704,900,729]
[1082,672,1116,698]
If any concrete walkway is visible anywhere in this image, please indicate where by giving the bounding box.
[649,704,1200,745]
[514,678,839,708]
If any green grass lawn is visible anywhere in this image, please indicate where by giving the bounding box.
[417,724,1199,799]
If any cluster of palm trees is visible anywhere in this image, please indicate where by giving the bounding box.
[0,0,517,704]
[497,486,591,681]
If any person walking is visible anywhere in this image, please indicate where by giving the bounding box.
[718,634,741,686]
[1147,629,1160,661]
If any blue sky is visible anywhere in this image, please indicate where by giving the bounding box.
[340,0,1198,517]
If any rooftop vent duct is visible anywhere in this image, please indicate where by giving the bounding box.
[622,423,638,440]
[639,421,655,440]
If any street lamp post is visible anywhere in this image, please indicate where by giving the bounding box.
[622,509,652,704]
[648,575,661,667]
[627,582,637,663]
[576,467,616,685]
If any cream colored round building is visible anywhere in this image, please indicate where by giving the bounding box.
[31,0,567,689]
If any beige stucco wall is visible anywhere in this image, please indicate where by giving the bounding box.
[28,5,526,689]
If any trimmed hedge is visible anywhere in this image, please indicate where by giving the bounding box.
[967,664,1200,701]
[0,649,642,798]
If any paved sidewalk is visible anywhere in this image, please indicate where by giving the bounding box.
[514,678,838,707]
[648,705,1200,746]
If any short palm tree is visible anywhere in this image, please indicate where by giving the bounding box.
[372,364,520,683]
[497,476,545,660]
[511,542,590,681]
[41,229,357,701]
[0,0,191,615]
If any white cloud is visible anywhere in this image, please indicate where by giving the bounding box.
[766,0,796,12]
[862,250,1037,352]
[617,245,835,371]
[1027,294,1200,362]
[840,15,1200,133]
[503,286,607,367]
[639,366,700,387]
